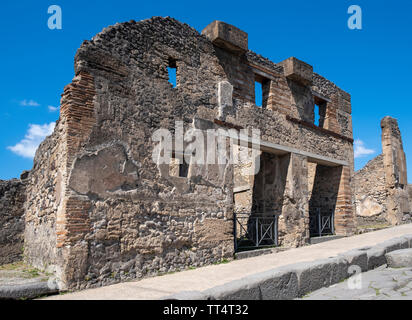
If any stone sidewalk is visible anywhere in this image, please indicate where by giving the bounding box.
[44,224,412,300]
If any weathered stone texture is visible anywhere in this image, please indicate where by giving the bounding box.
[354,155,388,226]
[278,153,309,246]
[0,178,26,265]
[202,20,248,55]
[281,57,313,86]
[18,17,355,289]
[24,119,66,272]
[354,116,412,228]
[381,117,410,225]
[26,17,235,290]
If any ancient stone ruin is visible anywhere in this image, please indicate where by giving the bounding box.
[0,17,409,290]
[0,176,26,265]
[354,116,412,229]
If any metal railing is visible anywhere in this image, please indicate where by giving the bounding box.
[309,208,334,237]
[234,213,279,252]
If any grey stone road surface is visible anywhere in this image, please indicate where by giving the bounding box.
[300,265,412,300]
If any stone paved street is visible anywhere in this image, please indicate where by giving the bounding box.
[301,265,412,300]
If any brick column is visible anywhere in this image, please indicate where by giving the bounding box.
[266,76,292,116]
[335,165,355,236]
[322,93,340,134]
[381,116,409,225]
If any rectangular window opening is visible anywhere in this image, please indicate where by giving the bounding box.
[254,74,269,108]
[314,104,320,126]
[313,96,327,128]
[255,81,263,107]
[167,58,177,88]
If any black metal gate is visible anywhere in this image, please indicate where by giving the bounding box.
[309,208,334,237]
[234,213,279,252]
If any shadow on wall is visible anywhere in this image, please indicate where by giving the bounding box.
[309,165,341,237]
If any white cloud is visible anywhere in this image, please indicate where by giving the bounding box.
[19,99,40,107]
[48,105,59,112]
[7,122,55,158]
[354,139,375,158]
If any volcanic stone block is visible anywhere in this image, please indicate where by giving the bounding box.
[201,268,299,300]
[0,279,58,300]
[252,269,298,300]
[329,256,350,284]
[402,234,412,248]
[365,246,386,270]
[338,249,368,272]
[202,20,248,54]
[376,237,409,254]
[202,277,262,300]
[286,257,347,297]
[281,57,313,86]
[385,248,412,268]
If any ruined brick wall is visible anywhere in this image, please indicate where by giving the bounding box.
[26,17,234,290]
[353,155,388,227]
[24,17,355,289]
[354,116,411,227]
[0,178,26,265]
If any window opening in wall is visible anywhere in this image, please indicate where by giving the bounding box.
[254,74,269,108]
[314,104,320,126]
[255,81,263,107]
[167,58,177,88]
[313,96,327,128]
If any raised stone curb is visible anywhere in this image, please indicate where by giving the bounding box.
[0,280,58,300]
[385,248,412,268]
[375,237,409,254]
[201,268,299,300]
[365,246,386,270]
[162,233,412,300]
[338,249,368,272]
[401,234,412,248]
[281,257,348,297]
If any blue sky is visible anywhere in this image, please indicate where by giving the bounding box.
[0,0,411,181]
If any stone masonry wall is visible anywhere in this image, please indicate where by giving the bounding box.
[0,177,26,265]
[353,155,388,227]
[354,116,411,228]
[24,17,355,289]
[217,46,355,239]
[381,116,411,225]
[24,118,66,273]
[26,17,234,290]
